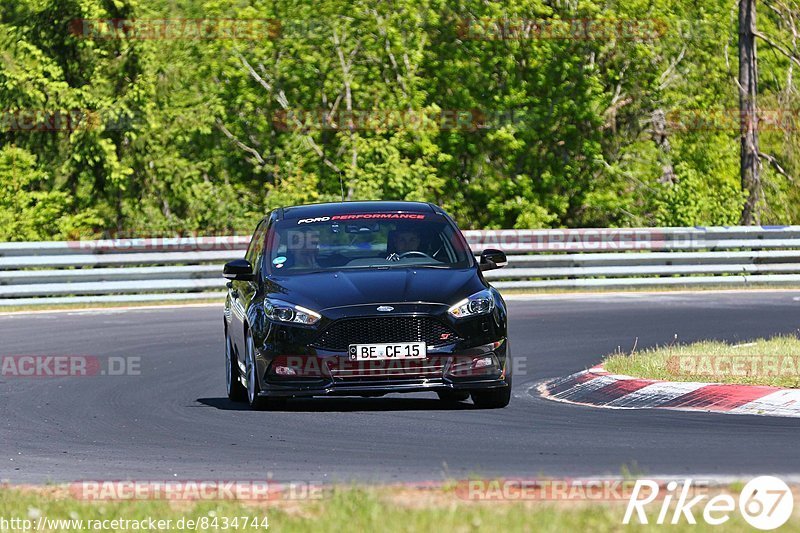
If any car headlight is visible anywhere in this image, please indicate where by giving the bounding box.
[265,299,321,325]
[448,289,495,318]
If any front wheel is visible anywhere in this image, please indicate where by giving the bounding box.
[471,386,511,409]
[244,331,286,410]
[226,329,246,402]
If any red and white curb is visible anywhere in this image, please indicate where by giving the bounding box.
[539,365,800,418]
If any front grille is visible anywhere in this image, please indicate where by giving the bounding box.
[312,316,458,351]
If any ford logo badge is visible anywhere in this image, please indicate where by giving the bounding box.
[377,306,394,312]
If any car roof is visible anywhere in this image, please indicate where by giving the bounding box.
[279,201,441,220]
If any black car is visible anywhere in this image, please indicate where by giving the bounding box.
[223,201,511,409]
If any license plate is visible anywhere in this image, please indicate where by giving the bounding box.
[348,342,426,361]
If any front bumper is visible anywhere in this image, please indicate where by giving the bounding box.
[257,378,509,398]
[256,348,512,398]
[255,344,511,397]
[252,303,510,397]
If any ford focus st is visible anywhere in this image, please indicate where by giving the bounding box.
[223,201,511,410]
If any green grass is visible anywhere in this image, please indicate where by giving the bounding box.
[1,485,797,532]
[603,335,800,387]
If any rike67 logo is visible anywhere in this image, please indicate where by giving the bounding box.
[624,476,794,530]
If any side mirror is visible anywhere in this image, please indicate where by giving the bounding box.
[479,249,507,271]
[223,259,255,281]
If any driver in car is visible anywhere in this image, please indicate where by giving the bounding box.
[386,226,427,261]
[393,229,422,254]
[286,229,321,269]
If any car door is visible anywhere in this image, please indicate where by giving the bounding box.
[230,219,267,367]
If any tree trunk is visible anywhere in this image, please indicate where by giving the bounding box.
[739,0,761,224]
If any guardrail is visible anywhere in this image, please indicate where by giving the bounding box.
[1,227,800,306]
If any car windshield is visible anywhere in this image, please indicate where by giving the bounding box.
[265,214,472,274]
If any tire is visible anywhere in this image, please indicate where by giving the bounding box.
[437,390,470,402]
[244,330,286,410]
[226,329,247,402]
[470,386,511,409]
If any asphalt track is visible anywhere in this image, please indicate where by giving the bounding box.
[2,291,800,484]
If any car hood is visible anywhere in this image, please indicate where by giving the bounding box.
[265,267,485,312]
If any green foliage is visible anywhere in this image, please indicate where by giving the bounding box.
[0,145,102,239]
[1,0,798,239]
[651,133,743,226]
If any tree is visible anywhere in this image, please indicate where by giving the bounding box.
[739,0,761,224]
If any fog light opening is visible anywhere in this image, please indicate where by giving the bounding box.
[273,365,298,377]
[472,356,495,369]
[269,356,326,379]
[446,354,500,378]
